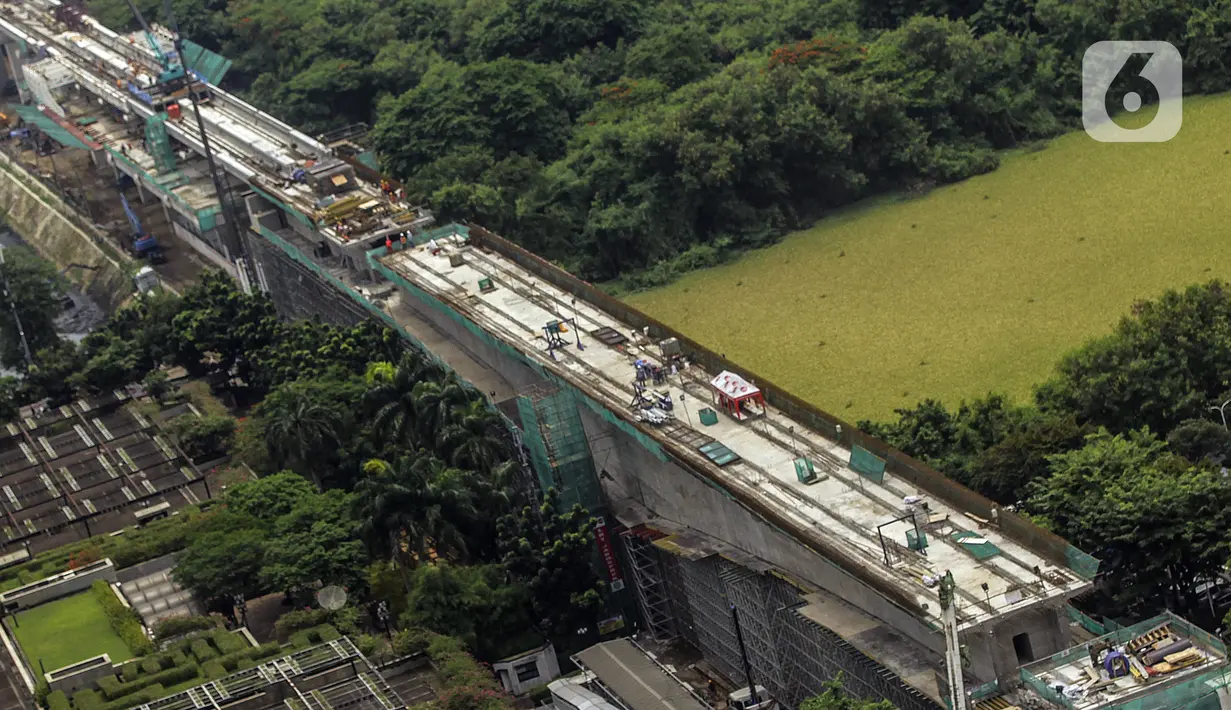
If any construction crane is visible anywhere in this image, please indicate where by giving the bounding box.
[156,0,252,278]
[123,0,184,86]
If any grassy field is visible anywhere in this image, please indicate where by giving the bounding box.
[627,95,1231,421]
[9,592,133,671]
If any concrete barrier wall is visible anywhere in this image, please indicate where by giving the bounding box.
[46,654,112,695]
[0,558,116,610]
[0,150,135,312]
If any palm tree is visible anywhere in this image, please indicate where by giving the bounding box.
[437,399,509,473]
[362,352,445,448]
[353,454,478,564]
[412,371,471,443]
[258,382,342,489]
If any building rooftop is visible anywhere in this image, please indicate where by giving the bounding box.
[377,235,1093,632]
[1018,612,1229,710]
[0,390,206,554]
[573,639,711,710]
[125,637,402,710]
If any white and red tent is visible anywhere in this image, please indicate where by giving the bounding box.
[709,370,765,421]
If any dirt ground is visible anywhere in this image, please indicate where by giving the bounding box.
[1,127,205,293]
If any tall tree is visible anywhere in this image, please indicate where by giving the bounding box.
[174,518,268,604]
[1037,281,1231,435]
[0,246,66,370]
[362,352,444,449]
[497,489,604,638]
[401,562,530,657]
[799,677,895,710]
[224,470,319,520]
[353,455,478,563]
[1028,429,1231,616]
[261,490,369,597]
[257,381,349,488]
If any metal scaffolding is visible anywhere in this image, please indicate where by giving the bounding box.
[621,528,677,642]
[515,383,602,512]
[720,560,787,703]
[656,549,941,710]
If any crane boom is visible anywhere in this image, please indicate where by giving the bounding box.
[123,0,184,83]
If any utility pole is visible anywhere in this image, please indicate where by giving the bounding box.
[730,604,761,708]
[160,0,252,284]
[0,246,34,370]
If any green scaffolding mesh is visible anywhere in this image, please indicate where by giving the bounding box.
[1066,545,1101,580]
[144,113,176,173]
[198,206,220,232]
[11,105,91,151]
[1065,604,1106,636]
[850,445,886,483]
[515,385,602,512]
[180,39,232,86]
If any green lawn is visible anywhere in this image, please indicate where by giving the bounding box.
[8,592,133,672]
[627,94,1231,421]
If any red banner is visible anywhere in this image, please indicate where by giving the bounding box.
[594,519,623,585]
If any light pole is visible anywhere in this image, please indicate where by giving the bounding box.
[377,601,392,640]
[1211,399,1231,429]
[571,298,584,351]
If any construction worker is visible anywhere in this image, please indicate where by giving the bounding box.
[385,236,393,254]
[399,233,408,250]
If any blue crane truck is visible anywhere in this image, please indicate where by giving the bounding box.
[118,190,167,265]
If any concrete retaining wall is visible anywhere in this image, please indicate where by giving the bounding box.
[0,150,134,312]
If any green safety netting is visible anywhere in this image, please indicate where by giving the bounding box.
[11,105,91,151]
[849,445,886,483]
[355,151,380,171]
[951,530,1001,560]
[180,39,232,86]
[145,113,176,173]
[1065,545,1101,580]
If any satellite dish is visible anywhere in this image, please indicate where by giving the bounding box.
[316,585,347,611]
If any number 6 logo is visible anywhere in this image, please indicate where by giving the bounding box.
[1082,41,1183,143]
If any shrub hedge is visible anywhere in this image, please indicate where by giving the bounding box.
[99,664,198,701]
[72,689,102,710]
[120,662,140,683]
[91,581,152,656]
[201,660,226,679]
[101,684,164,710]
[0,509,216,594]
[211,629,245,655]
[152,616,217,642]
[189,638,217,663]
[140,658,161,675]
[48,690,70,710]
